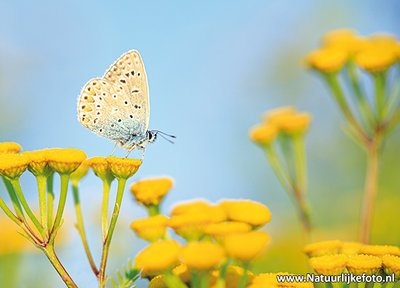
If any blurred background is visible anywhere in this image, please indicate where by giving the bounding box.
[0,0,400,287]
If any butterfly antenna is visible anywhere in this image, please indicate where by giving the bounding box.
[152,130,176,144]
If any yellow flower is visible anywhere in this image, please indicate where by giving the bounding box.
[249,124,279,145]
[341,242,362,255]
[210,266,253,288]
[22,150,52,176]
[346,254,382,275]
[180,241,225,270]
[135,239,181,275]
[46,148,87,174]
[263,106,297,124]
[130,215,168,242]
[70,160,90,186]
[147,264,191,288]
[309,254,348,275]
[106,156,141,179]
[87,157,114,181]
[224,231,270,262]
[279,113,312,135]
[148,275,166,288]
[304,240,342,257]
[382,255,400,279]
[248,273,280,287]
[354,38,398,72]
[0,153,30,179]
[130,177,174,206]
[203,221,252,238]
[322,29,368,54]
[359,244,400,257]
[170,200,213,216]
[0,142,22,154]
[305,47,348,72]
[219,200,271,227]
[169,207,226,241]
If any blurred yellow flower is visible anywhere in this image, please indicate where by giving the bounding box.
[322,29,367,54]
[46,148,87,174]
[180,241,225,270]
[203,221,252,238]
[359,244,400,257]
[354,40,398,72]
[148,275,166,288]
[170,200,213,216]
[135,239,181,275]
[341,242,362,255]
[304,240,342,257]
[70,160,90,186]
[87,157,114,181]
[23,150,52,176]
[210,266,253,288]
[279,113,312,135]
[219,200,271,227]
[249,124,278,145]
[305,47,348,73]
[309,254,348,275]
[224,231,270,262]
[106,156,141,179]
[263,106,297,124]
[130,215,168,242]
[0,153,30,179]
[247,272,287,288]
[147,264,191,288]
[346,254,382,275]
[0,142,22,154]
[130,177,173,206]
[382,255,400,279]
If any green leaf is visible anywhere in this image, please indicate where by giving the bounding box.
[107,260,140,288]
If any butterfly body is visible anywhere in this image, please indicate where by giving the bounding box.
[78,50,156,152]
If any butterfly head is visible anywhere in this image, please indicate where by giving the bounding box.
[148,130,176,144]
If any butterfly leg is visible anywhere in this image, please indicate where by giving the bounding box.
[141,148,146,161]
[125,146,135,158]
[110,143,118,156]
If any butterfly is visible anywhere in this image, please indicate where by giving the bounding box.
[77,50,174,157]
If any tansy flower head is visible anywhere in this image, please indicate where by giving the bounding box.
[0,153,30,180]
[224,231,270,262]
[106,156,141,179]
[148,275,166,288]
[219,199,271,227]
[22,150,52,177]
[70,160,90,186]
[309,254,348,275]
[134,239,181,276]
[322,29,368,55]
[382,255,400,279]
[341,242,362,255]
[347,254,382,275]
[170,200,213,216]
[263,106,297,123]
[279,113,312,135]
[0,142,22,154]
[305,47,348,73]
[249,124,278,145]
[354,40,398,72]
[359,244,400,257]
[203,221,252,239]
[87,157,114,181]
[180,241,225,270]
[46,148,87,175]
[130,215,168,242]
[304,240,342,257]
[148,264,191,288]
[130,177,173,206]
[210,266,253,288]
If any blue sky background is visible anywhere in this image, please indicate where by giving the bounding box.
[0,1,399,287]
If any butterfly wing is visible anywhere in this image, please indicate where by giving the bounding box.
[77,78,143,144]
[104,50,149,134]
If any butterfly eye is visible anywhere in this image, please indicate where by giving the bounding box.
[125,72,130,77]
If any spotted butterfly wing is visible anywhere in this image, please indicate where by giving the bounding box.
[77,78,139,144]
[104,50,149,135]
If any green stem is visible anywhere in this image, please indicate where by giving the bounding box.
[382,74,400,120]
[324,73,369,143]
[51,174,70,236]
[164,271,188,288]
[147,204,160,216]
[292,134,307,194]
[10,178,45,239]
[347,62,375,128]
[2,176,25,220]
[37,175,48,234]
[42,245,78,288]
[360,141,380,244]
[98,178,127,287]
[47,173,55,232]
[72,184,99,276]
[237,263,250,288]
[101,179,111,241]
[215,260,229,288]
[374,72,387,122]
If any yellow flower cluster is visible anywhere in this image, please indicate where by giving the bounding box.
[249,106,312,145]
[306,29,400,73]
[305,240,400,277]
